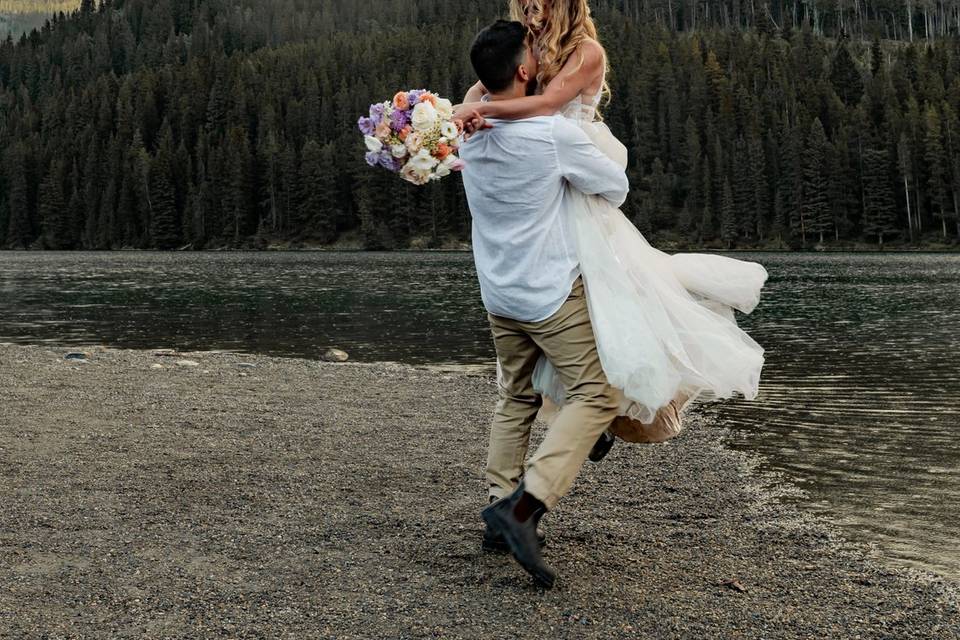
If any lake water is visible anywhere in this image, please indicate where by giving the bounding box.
[1,251,958,579]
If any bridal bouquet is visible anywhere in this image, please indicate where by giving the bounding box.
[358,90,464,185]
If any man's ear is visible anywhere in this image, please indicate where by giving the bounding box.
[517,62,531,83]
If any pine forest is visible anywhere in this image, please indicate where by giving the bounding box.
[0,0,959,251]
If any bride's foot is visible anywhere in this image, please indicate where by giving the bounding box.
[588,430,615,462]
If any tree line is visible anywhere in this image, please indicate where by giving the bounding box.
[0,0,958,251]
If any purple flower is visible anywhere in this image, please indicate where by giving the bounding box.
[358,116,375,136]
[379,152,401,172]
[369,102,386,125]
[407,89,425,105]
[391,109,410,132]
[365,151,380,167]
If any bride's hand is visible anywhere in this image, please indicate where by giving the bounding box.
[455,108,492,141]
[453,102,486,125]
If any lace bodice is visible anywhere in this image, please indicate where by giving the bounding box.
[560,92,602,124]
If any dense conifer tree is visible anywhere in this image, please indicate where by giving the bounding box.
[803,118,832,244]
[924,104,950,237]
[862,145,899,246]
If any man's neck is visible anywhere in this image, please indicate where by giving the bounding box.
[486,85,526,102]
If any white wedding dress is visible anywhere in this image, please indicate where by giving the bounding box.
[524,91,767,436]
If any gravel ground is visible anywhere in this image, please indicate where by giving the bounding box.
[0,343,957,639]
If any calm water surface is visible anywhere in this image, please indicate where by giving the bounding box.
[1,251,958,579]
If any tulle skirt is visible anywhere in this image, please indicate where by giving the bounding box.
[528,121,767,439]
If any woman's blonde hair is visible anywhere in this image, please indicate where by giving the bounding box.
[508,0,610,102]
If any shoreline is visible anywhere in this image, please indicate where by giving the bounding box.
[1,343,957,637]
[3,246,960,254]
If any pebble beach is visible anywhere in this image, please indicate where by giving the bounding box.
[1,343,957,638]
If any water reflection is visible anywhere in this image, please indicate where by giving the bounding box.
[698,253,960,578]
[1,251,958,579]
[0,251,491,364]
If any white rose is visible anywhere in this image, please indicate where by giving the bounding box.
[401,160,430,186]
[440,121,459,140]
[390,144,407,158]
[410,148,439,172]
[435,98,454,120]
[411,102,438,132]
[364,136,383,153]
[434,162,452,179]
[405,132,424,154]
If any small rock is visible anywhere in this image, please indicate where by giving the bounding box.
[65,353,88,361]
[321,349,349,363]
[176,360,200,367]
[721,579,748,593]
[237,363,256,369]
[153,349,178,357]
[150,364,164,370]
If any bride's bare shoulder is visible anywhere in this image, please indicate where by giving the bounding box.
[571,38,606,80]
[578,38,606,60]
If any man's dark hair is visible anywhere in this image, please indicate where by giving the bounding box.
[470,20,528,94]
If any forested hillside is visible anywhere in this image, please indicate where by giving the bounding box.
[0,0,958,251]
[0,1,81,38]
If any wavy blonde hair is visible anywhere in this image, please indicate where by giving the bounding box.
[508,0,610,102]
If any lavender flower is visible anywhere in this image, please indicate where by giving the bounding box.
[365,151,380,167]
[407,89,425,105]
[391,109,410,133]
[369,102,386,125]
[378,151,401,172]
[358,116,375,136]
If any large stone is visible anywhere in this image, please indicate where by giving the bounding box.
[321,349,349,363]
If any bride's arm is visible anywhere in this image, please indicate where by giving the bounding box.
[463,81,487,104]
[456,41,605,120]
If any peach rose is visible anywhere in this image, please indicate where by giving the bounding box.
[419,93,438,107]
[405,131,425,154]
[401,161,430,186]
[398,126,412,141]
[375,119,392,140]
[436,143,453,160]
[393,92,410,111]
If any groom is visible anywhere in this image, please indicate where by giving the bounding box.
[459,20,629,589]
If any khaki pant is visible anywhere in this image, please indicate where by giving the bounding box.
[486,278,620,510]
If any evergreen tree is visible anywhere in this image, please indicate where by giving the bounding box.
[802,118,831,244]
[682,115,702,217]
[830,41,864,107]
[38,160,69,249]
[3,143,32,248]
[149,122,181,249]
[779,124,805,246]
[720,178,737,248]
[224,125,254,242]
[700,158,714,242]
[923,104,949,238]
[862,146,898,247]
[298,139,337,243]
[748,135,769,240]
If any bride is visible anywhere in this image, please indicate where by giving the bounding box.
[456,0,767,452]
